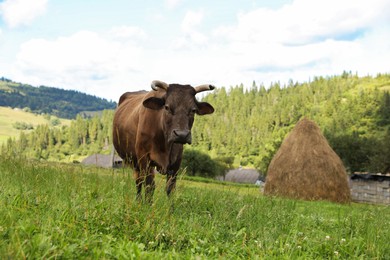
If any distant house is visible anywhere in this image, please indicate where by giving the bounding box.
[81,154,123,168]
[217,168,260,184]
[350,172,390,205]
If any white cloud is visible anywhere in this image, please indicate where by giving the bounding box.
[181,10,203,33]
[4,0,390,101]
[165,0,182,9]
[0,0,48,28]
[217,0,390,46]
[13,30,148,100]
[211,0,390,86]
[173,10,208,49]
[109,26,147,40]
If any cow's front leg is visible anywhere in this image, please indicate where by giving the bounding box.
[166,171,177,197]
[138,155,155,203]
[166,149,181,197]
[145,168,155,204]
[134,170,143,201]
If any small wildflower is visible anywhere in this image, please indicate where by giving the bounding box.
[325,235,331,240]
[334,251,339,256]
[297,246,302,249]
[340,238,346,243]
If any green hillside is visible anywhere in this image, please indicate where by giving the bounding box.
[0,77,116,119]
[0,107,70,144]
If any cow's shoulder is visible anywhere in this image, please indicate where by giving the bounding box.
[118,90,148,106]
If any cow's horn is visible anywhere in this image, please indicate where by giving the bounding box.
[195,84,215,93]
[151,80,169,91]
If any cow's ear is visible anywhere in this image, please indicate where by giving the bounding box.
[197,102,214,115]
[143,97,165,110]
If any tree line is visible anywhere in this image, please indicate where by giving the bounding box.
[0,78,116,119]
[193,72,390,174]
[1,72,390,176]
[2,111,114,162]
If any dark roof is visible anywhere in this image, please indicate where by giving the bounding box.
[351,173,390,182]
[217,168,260,184]
[81,154,122,168]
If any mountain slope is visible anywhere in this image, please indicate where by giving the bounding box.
[0,77,116,119]
[0,106,71,144]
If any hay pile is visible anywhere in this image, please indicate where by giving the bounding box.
[264,118,351,203]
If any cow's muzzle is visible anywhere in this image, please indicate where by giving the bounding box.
[172,129,192,144]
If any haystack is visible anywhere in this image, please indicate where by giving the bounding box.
[264,118,351,203]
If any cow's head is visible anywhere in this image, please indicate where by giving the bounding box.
[143,80,215,145]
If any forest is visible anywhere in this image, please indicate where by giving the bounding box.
[0,77,116,119]
[1,72,390,176]
[194,72,390,174]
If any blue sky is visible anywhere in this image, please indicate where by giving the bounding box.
[0,0,389,101]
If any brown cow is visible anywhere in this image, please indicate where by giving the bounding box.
[113,80,215,202]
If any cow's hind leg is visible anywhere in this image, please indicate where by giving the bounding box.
[145,169,155,204]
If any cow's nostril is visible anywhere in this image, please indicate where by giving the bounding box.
[172,129,191,144]
[173,129,189,137]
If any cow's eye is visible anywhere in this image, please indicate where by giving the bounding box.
[165,105,173,114]
[191,108,197,114]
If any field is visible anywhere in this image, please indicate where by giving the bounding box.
[0,107,70,144]
[0,157,389,259]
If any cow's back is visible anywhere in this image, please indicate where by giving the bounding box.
[113,91,147,164]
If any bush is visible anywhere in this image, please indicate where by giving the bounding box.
[181,148,227,178]
[51,118,61,126]
[23,107,32,113]
[12,121,34,130]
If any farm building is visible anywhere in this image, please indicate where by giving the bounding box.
[81,154,122,168]
[264,118,351,203]
[217,168,261,184]
[350,173,390,205]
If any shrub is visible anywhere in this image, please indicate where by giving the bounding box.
[12,121,34,130]
[181,148,227,178]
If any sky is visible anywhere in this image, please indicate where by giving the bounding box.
[0,0,389,101]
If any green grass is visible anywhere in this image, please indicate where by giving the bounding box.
[0,157,389,259]
[0,107,70,144]
[380,85,390,91]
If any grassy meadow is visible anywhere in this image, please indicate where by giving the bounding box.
[0,106,70,145]
[0,157,389,259]
[0,107,70,144]
[0,107,45,144]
